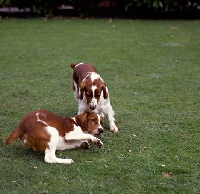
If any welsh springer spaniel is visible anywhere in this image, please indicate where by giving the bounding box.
[6,110,103,164]
[70,62,118,133]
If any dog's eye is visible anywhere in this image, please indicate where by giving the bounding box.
[86,92,92,97]
[95,92,100,97]
[91,119,96,122]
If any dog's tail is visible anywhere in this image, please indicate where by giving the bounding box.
[70,63,77,69]
[5,128,23,145]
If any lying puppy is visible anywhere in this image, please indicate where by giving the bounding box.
[5,110,103,164]
[70,62,118,133]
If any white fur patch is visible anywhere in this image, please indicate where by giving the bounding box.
[45,125,84,150]
[74,62,84,68]
[97,114,102,127]
[65,125,86,141]
[91,85,97,97]
[45,126,59,148]
[89,85,98,108]
[90,73,100,82]
[73,81,79,100]
[44,126,74,164]
[36,113,48,126]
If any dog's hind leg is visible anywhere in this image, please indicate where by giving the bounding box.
[44,148,74,164]
[44,126,74,164]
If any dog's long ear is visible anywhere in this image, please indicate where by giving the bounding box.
[79,81,86,100]
[102,85,108,99]
[75,112,88,132]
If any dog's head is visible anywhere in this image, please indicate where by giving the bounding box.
[79,74,108,110]
[74,111,104,135]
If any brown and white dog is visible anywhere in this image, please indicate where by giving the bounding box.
[5,110,103,164]
[70,62,118,133]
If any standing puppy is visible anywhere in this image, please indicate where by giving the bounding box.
[71,62,118,133]
[5,110,103,164]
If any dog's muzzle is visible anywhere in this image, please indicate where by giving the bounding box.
[89,103,96,110]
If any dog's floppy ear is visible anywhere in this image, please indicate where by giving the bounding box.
[79,81,86,100]
[75,112,88,132]
[102,85,108,99]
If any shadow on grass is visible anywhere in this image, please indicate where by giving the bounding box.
[2,142,44,163]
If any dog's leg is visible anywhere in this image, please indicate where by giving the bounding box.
[65,127,103,148]
[62,140,89,150]
[44,126,74,164]
[44,148,74,164]
[73,81,79,101]
[101,104,118,133]
[78,99,88,114]
[81,141,90,149]
[65,140,90,149]
[73,81,87,113]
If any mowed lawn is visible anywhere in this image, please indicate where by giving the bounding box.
[0,19,199,193]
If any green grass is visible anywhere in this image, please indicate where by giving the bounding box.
[0,18,200,193]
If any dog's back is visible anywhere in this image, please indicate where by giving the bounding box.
[71,63,98,84]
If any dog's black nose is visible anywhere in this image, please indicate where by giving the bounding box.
[98,128,104,134]
[89,106,96,110]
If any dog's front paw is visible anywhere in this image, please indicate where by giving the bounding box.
[110,125,118,133]
[94,139,103,148]
[81,141,90,149]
